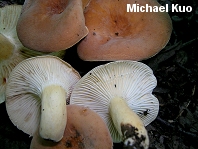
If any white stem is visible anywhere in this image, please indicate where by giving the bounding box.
[39,85,67,142]
[109,97,149,149]
[0,33,14,61]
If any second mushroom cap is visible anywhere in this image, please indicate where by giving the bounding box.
[77,0,172,61]
[16,0,89,52]
[70,60,159,148]
[6,55,81,142]
[30,104,113,149]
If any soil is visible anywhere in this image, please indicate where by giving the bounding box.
[0,0,198,149]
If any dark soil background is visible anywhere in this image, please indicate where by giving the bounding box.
[0,0,198,149]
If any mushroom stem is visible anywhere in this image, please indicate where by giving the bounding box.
[109,97,149,149]
[40,85,67,142]
[0,33,14,61]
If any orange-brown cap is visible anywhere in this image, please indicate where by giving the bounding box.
[30,104,113,149]
[0,5,66,104]
[17,0,89,52]
[77,0,172,61]
[82,0,91,9]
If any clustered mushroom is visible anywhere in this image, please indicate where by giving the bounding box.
[0,4,66,104]
[16,0,89,52]
[6,56,81,142]
[2,0,173,148]
[77,0,172,61]
[30,104,113,149]
[70,61,159,148]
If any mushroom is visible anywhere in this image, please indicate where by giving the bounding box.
[5,55,81,142]
[77,0,172,61]
[0,4,66,104]
[30,104,113,149]
[70,61,159,149]
[16,0,89,52]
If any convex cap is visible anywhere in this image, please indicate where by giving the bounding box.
[17,0,89,52]
[0,5,66,104]
[77,0,172,61]
[70,61,159,149]
[6,55,81,142]
[30,104,113,149]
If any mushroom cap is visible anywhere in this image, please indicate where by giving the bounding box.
[30,104,113,149]
[0,5,24,104]
[5,55,81,137]
[0,5,66,104]
[70,60,159,142]
[77,0,172,61]
[16,0,89,52]
[82,0,91,9]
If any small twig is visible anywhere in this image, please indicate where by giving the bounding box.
[181,37,198,48]
[156,117,198,139]
[148,37,198,71]
[176,62,192,74]
[192,85,196,96]
[175,100,191,120]
[156,117,174,128]
[174,85,196,120]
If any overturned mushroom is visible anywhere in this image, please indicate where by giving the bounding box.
[77,0,172,61]
[30,104,113,149]
[6,55,80,142]
[0,5,65,104]
[17,0,89,52]
[70,61,159,149]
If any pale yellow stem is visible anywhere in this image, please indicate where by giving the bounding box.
[40,85,67,142]
[109,97,149,148]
